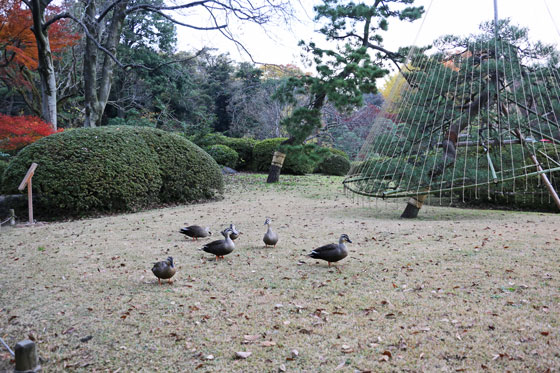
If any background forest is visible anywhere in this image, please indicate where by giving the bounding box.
[0,0,392,162]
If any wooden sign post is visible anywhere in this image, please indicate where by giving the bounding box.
[18,162,38,224]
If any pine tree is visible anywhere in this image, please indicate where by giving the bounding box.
[267,0,424,182]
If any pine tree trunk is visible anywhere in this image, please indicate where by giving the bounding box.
[266,151,286,183]
[400,194,428,218]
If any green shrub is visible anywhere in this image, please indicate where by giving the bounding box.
[0,159,8,185]
[328,148,350,159]
[252,138,327,175]
[220,137,256,170]
[283,144,327,175]
[191,133,255,170]
[252,138,286,172]
[316,153,351,176]
[1,126,223,218]
[125,127,223,203]
[205,144,239,169]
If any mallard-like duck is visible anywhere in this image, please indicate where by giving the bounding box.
[199,228,235,260]
[180,225,212,240]
[152,256,176,285]
[229,224,241,240]
[307,234,352,272]
[263,218,278,248]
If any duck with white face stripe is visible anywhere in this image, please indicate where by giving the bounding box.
[307,234,352,272]
[199,228,235,260]
[263,218,278,248]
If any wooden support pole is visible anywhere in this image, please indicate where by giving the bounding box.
[514,129,560,211]
[14,339,41,372]
[10,209,15,225]
[27,177,33,224]
[529,154,560,210]
[17,163,37,224]
[486,152,499,183]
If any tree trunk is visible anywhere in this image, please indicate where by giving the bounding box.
[83,1,99,128]
[266,151,286,183]
[83,0,129,127]
[400,194,428,218]
[31,0,57,130]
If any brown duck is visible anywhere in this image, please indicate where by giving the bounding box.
[199,228,235,260]
[180,225,212,240]
[307,234,352,272]
[263,218,278,248]
[152,256,176,285]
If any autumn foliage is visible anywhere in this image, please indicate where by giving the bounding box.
[0,113,61,151]
[0,0,79,71]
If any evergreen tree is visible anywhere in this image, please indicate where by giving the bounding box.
[267,0,424,182]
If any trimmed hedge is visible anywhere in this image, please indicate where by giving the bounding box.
[126,127,223,204]
[252,138,329,175]
[283,144,327,175]
[2,126,223,218]
[316,153,351,176]
[206,144,239,168]
[252,138,286,172]
[190,133,256,170]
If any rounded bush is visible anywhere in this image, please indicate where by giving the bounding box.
[205,144,239,169]
[219,137,256,170]
[316,153,351,176]
[282,144,325,175]
[252,138,326,175]
[252,138,286,172]
[125,127,224,203]
[191,133,255,170]
[2,127,223,218]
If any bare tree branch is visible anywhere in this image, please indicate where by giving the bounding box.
[44,13,207,71]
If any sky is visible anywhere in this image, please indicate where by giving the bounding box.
[175,0,560,70]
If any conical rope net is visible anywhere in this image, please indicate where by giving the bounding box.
[344,1,560,210]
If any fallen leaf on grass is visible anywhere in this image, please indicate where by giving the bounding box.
[341,344,354,353]
[243,335,260,343]
[235,351,251,359]
[260,341,276,347]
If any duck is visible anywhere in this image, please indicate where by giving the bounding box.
[199,228,235,260]
[180,225,212,240]
[229,224,241,240]
[307,234,352,272]
[263,218,278,248]
[152,256,176,285]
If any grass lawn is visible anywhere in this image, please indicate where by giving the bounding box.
[0,173,558,372]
